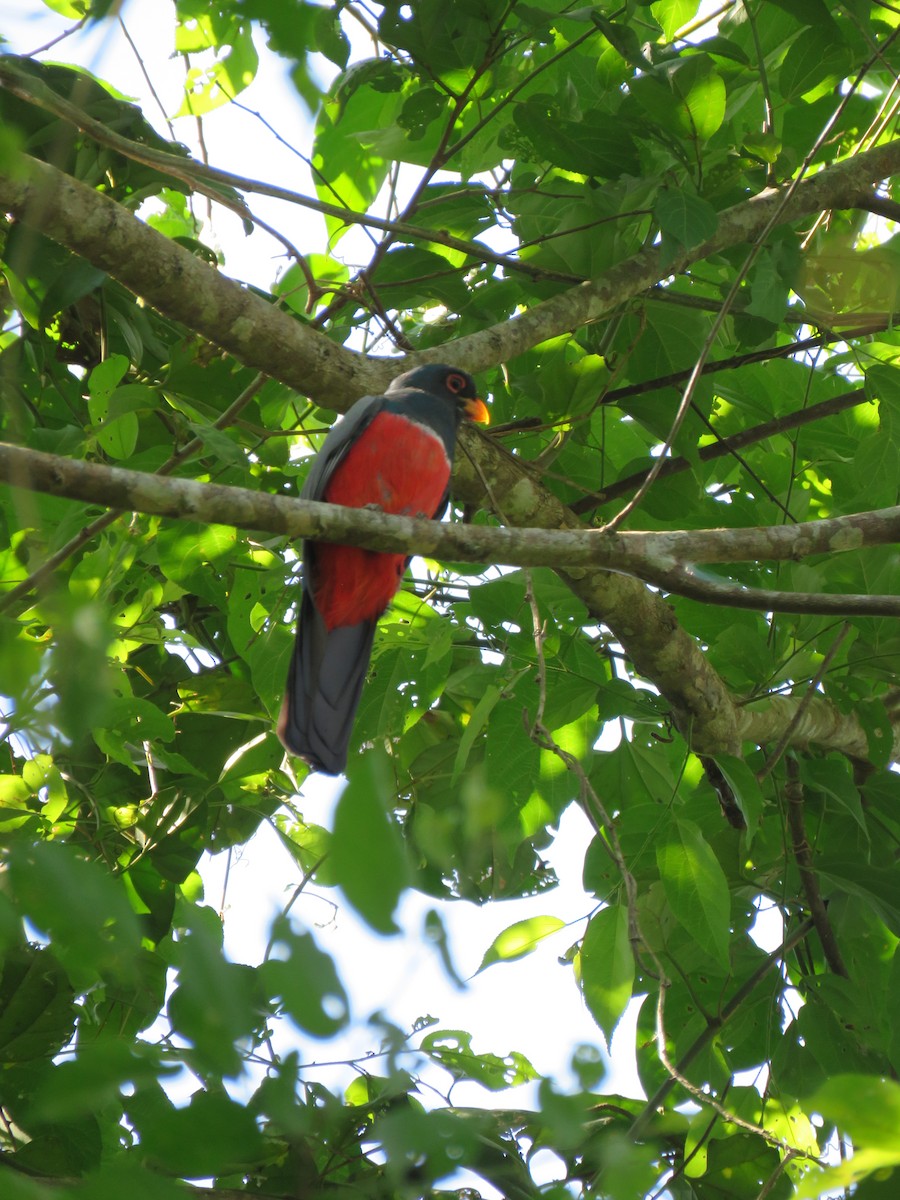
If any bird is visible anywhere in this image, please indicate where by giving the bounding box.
[277,364,489,775]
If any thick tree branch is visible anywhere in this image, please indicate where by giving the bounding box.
[2,139,900,402]
[738,694,900,763]
[5,440,899,766]
[3,441,897,600]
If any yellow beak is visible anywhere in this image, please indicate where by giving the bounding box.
[465,397,490,425]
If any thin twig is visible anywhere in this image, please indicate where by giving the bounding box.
[758,624,852,780]
[784,757,849,977]
[118,14,176,139]
[755,1148,801,1200]
[630,917,819,1147]
[574,387,869,512]
[26,13,89,55]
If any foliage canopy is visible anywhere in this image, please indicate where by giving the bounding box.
[2,1,900,1197]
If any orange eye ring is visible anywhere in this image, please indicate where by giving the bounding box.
[446,372,468,394]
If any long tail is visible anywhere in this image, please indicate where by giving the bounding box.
[277,590,376,775]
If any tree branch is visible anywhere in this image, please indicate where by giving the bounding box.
[2,441,897,600]
[573,387,871,511]
[785,758,849,978]
[4,440,899,766]
[738,693,900,763]
[2,138,900,401]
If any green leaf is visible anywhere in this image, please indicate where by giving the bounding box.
[262,918,349,1037]
[656,820,731,970]
[87,353,129,398]
[452,683,501,782]
[656,189,719,269]
[816,859,900,936]
[30,1036,161,1123]
[272,816,336,886]
[514,100,641,179]
[855,698,894,771]
[812,1072,900,1148]
[398,86,446,139]
[779,26,850,100]
[371,245,469,310]
[651,0,698,41]
[6,841,143,990]
[766,0,838,26]
[312,78,402,244]
[332,746,411,933]
[175,21,259,116]
[746,250,791,324]
[0,946,75,1063]
[801,756,867,835]
[166,905,261,1077]
[420,1029,538,1090]
[56,1161,187,1200]
[476,915,565,973]
[127,1084,267,1178]
[580,904,635,1043]
[741,129,783,164]
[865,362,900,414]
[655,190,718,252]
[41,0,87,16]
[274,254,349,315]
[630,55,725,141]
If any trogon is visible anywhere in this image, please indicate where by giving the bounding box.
[277,364,489,775]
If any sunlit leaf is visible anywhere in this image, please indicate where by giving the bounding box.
[476,915,566,973]
[579,904,635,1043]
[331,746,410,933]
[420,1029,538,1090]
[657,821,731,971]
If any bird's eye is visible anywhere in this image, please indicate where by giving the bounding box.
[446,372,467,394]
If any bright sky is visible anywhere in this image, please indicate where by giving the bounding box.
[4,3,650,1164]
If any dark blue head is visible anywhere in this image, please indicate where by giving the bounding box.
[387,365,489,426]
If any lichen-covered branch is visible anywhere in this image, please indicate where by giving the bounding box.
[5,440,897,764]
[4,441,896,601]
[739,694,900,763]
[3,138,900,394]
[0,154,389,408]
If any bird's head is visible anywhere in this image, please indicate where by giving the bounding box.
[389,364,490,425]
